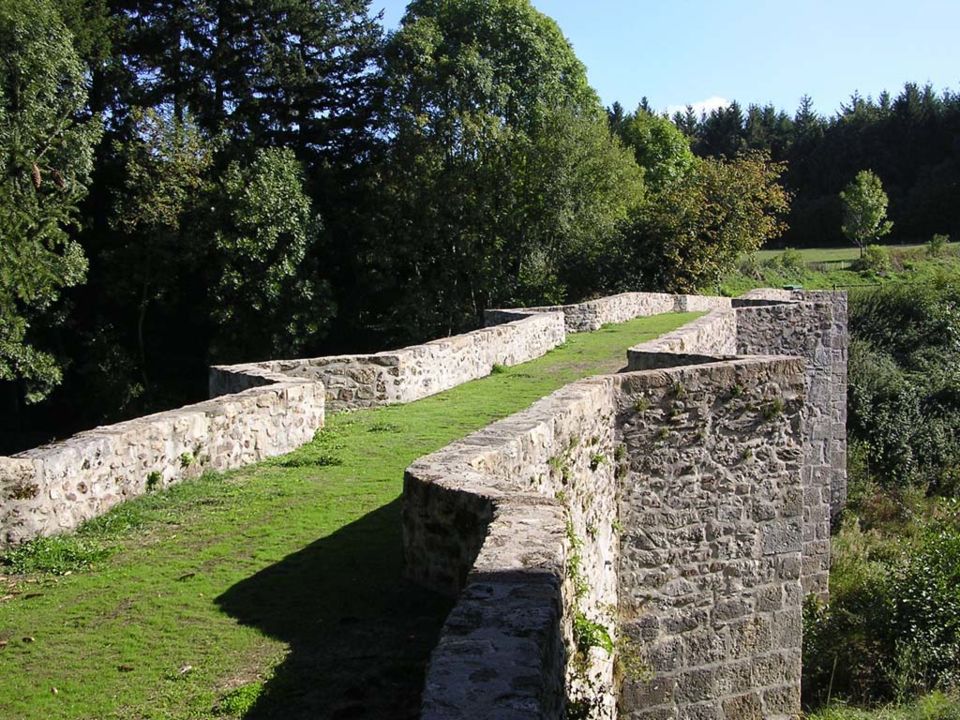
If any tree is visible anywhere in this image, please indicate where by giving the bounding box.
[370,0,642,338]
[625,151,790,293]
[109,108,213,397]
[616,106,695,191]
[211,147,332,362]
[840,169,893,257]
[0,0,102,403]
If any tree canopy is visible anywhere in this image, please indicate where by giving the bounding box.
[0,0,801,448]
[0,0,101,403]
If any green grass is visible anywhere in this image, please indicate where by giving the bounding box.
[808,692,960,720]
[754,242,959,266]
[720,244,960,297]
[0,311,697,720]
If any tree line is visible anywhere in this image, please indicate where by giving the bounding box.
[615,83,960,248]
[0,0,828,450]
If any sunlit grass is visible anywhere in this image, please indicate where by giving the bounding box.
[0,311,698,720]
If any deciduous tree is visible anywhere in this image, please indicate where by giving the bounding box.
[841,169,893,257]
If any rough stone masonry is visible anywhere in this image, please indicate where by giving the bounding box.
[0,289,847,720]
[404,289,846,720]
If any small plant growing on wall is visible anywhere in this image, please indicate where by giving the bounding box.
[548,454,572,484]
[146,471,162,491]
[614,635,653,684]
[634,395,649,413]
[589,453,606,471]
[762,397,786,422]
[574,612,614,655]
[179,452,194,468]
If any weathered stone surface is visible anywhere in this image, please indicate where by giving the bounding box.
[617,359,806,720]
[214,310,568,413]
[1,369,324,546]
[735,291,848,598]
[405,289,845,720]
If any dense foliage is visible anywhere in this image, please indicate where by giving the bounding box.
[1,0,789,447]
[662,85,960,248]
[0,0,101,404]
[800,275,960,713]
[848,280,960,494]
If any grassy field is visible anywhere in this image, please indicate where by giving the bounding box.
[0,311,698,720]
[807,693,960,720]
[719,243,960,297]
[754,242,958,266]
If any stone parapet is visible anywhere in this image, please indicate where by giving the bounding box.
[405,289,847,719]
[215,310,567,413]
[1,374,324,546]
[404,356,811,720]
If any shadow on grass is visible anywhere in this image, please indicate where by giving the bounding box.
[216,498,454,720]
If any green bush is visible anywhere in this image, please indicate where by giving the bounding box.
[848,282,960,492]
[779,247,807,273]
[803,506,960,709]
[928,234,950,258]
[856,245,893,274]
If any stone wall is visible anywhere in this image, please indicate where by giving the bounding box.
[486,293,732,334]
[405,289,847,719]
[403,356,810,720]
[212,310,566,413]
[1,372,324,545]
[735,292,848,597]
[3,290,691,546]
[509,293,678,332]
[616,360,806,720]
[627,308,738,370]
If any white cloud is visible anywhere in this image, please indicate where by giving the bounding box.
[665,95,731,118]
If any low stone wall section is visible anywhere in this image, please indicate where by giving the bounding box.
[404,356,810,720]
[212,310,567,413]
[1,371,324,546]
[616,359,806,720]
[735,292,848,597]
[486,293,732,334]
[626,307,738,370]
[405,376,621,720]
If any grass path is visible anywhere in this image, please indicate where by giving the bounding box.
[0,312,698,720]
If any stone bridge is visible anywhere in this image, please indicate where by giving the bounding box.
[0,289,846,719]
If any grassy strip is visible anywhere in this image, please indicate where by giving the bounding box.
[753,242,958,265]
[0,312,698,720]
[808,692,960,720]
[721,247,960,296]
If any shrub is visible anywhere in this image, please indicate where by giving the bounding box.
[848,282,960,492]
[856,245,892,274]
[928,234,950,258]
[779,247,807,274]
[803,506,960,709]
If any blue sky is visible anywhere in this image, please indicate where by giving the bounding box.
[369,0,960,118]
